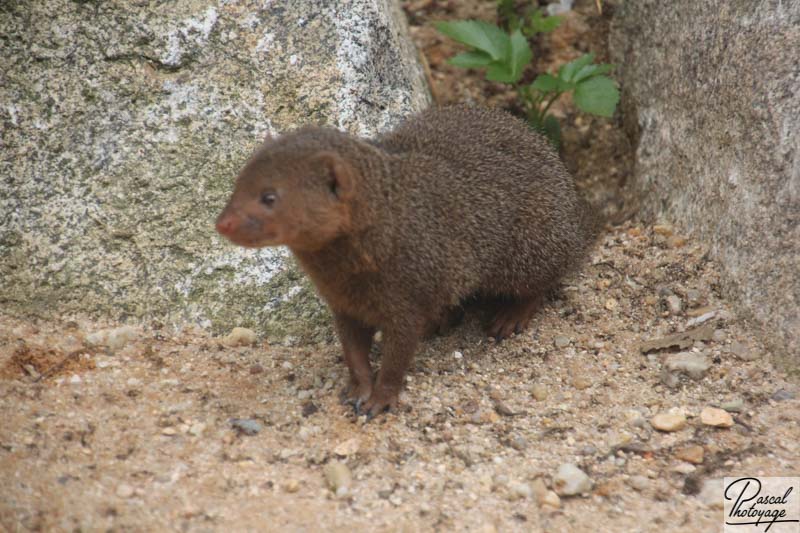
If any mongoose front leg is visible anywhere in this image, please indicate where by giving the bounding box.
[360,320,423,419]
[333,313,375,408]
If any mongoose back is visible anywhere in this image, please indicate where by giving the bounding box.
[216,105,596,418]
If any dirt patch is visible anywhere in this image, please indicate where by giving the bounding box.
[0,334,96,382]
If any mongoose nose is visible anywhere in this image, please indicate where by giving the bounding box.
[215,214,239,236]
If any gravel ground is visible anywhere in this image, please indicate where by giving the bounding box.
[3,2,798,531]
[2,221,799,532]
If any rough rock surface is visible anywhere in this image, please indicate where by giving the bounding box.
[0,0,430,338]
[610,1,800,373]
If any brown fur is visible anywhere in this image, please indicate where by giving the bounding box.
[216,105,597,417]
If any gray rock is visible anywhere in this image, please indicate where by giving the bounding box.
[685,289,704,308]
[686,311,716,328]
[611,0,800,373]
[553,463,593,496]
[728,341,758,361]
[721,399,745,413]
[664,352,711,380]
[772,389,796,402]
[230,418,261,436]
[666,295,682,316]
[554,336,571,348]
[0,0,430,338]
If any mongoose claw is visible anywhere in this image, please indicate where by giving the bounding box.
[359,389,399,420]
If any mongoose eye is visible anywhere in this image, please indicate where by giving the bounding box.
[260,191,277,208]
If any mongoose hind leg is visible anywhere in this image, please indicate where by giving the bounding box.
[333,313,375,409]
[487,294,544,341]
[424,305,465,338]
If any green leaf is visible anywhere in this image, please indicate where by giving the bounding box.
[486,62,516,83]
[530,73,558,92]
[573,63,615,83]
[506,29,533,83]
[573,75,620,117]
[527,10,562,35]
[448,51,495,68]
[435,20,509,61]
[558,53,595,82]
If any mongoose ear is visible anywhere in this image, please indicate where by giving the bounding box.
[314,151,355,201]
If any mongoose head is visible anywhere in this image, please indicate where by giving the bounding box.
[216,135,357,252]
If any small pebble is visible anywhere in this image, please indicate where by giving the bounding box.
[249,364,265,374]
[284,479,300,493]
[224,327,257,347]
[301,401,319,417]
[511,481,532,500]
[453,351,463,360]
[728,341,758,361]
[87,326,138,351]
[653,224,673,236]
[161,427,177,436]
[666,294,682,315]
[685,289,703,308]
[323,461,352,496]
[675,445,704,464]
[673,463,696,474]
[509,434,528,451]
[333,438,360,457]
[604,298,618,311]
[69,374,82,385]
[650,413,687,432]
[628,475,649,492]
[698,478,723,509]
[712,329,727,342]
[700,407,734,428]
[532,478,561,508]
[553,336,570,349]
[572,376,592,390]
[231,418,262,435]
[553,463,593,496]
[531,384,548,401]
[189,422,206,436]
[116,484,134,498]
[771,389,796,402]
[721,399,744,412]
[664,352,711,380]
[686,310,716,327]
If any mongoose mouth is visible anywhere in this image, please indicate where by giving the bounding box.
[220,233,281,249]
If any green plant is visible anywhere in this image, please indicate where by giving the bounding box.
[521,53,618,146]
[496,1,563,35]
[435,20,531,84]
[435,13,619,147]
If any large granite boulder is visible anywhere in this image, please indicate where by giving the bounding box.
[611,1,799,372]
[0,0,430,340]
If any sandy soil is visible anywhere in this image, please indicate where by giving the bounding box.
[2,220,798,532]
[2,1,798,532]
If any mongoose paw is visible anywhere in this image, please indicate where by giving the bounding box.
[357,388,399,420]
[340,379,372,408]
[487,299,539,341]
